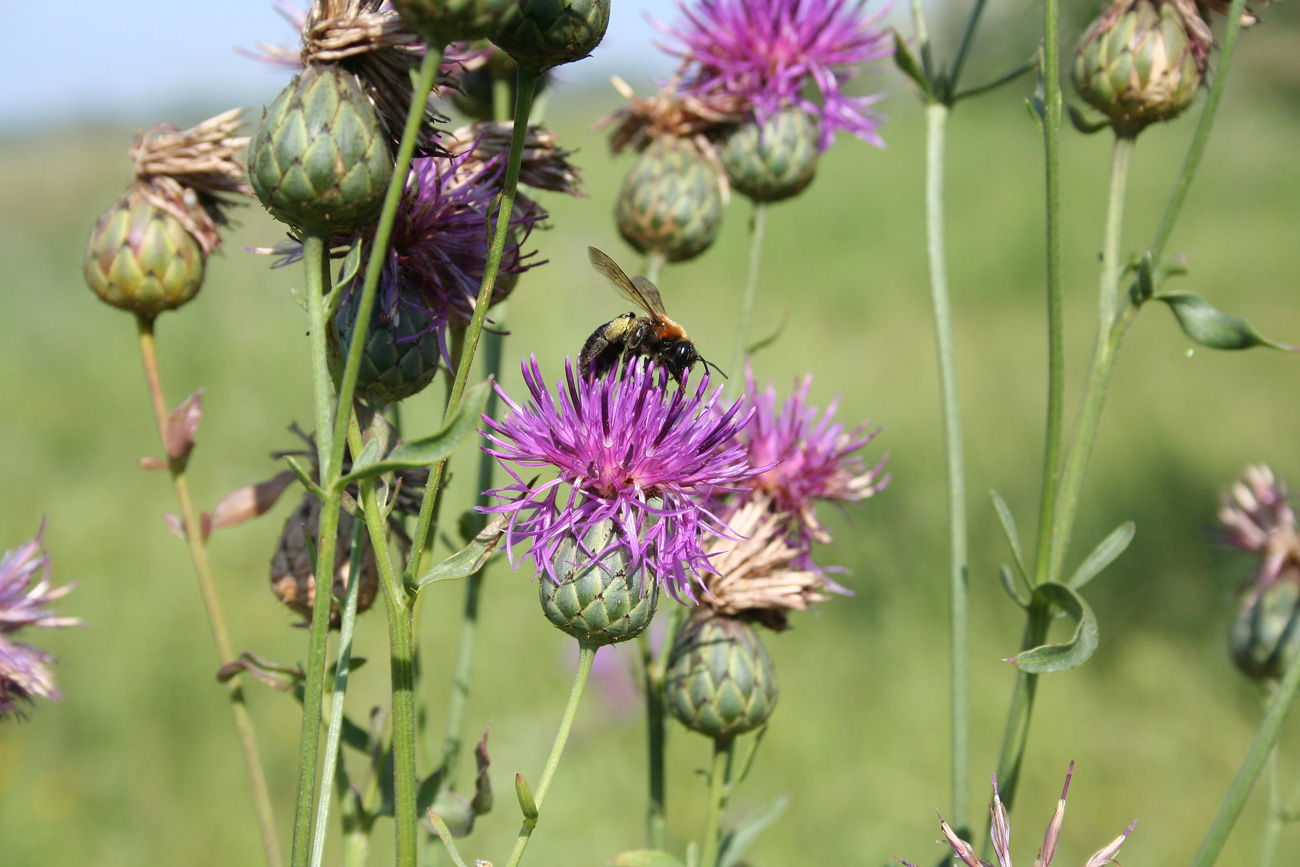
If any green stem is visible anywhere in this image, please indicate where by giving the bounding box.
[699,737,736,867]
[309,515,367,867]
[135,317,282,867]
[1191,652,1300,867]
[946,0,989,97]
[727,202,767,395]
[922,101,969,832]
[292,231,343,867]
[644,252,665,286]
[345,419,419,867]
[990,603,1050,823]
[1046,134,1135,583]
[906,0,933,81]
[405,65,540,584]
[643,604,687,849]
[500,643,597,867]
[1260,742,1281,867]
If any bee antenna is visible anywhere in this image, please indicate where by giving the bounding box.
[700,357,729,380]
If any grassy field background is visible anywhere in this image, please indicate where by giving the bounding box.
[3,27,1300,867]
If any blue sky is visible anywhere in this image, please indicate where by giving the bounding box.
[1,0,685,132]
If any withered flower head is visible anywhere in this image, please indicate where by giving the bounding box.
[1218,464,1299,606]
[84,109,251,318]
[445,122,584,195]
[599,75,748,157]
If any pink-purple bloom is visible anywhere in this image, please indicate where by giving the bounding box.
[481,357,759,598]
[0,525,80,720]
[660,0,893,150]
[740,366,889,548]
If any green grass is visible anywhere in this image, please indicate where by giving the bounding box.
[2,70,1300,867]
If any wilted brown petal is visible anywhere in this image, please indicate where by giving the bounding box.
[211,471,298,531]
[164,389,204,462]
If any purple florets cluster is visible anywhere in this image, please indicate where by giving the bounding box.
[0,526,80,720]
[482,357,756,598]
[660,0,893,150]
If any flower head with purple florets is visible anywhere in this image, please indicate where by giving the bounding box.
[740,365,889,550]
[481,357,761,599]
[660,0,894,151]
[0,524,81,720]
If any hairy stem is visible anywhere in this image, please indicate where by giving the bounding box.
[135,316,282,867]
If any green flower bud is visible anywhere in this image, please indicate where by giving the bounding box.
[83,189,205,319]
[249,64,393,235]
[491,0,609,70]
[1072,0,1207,136]
[666,611,779,738]
[392,0,518,45]
[539,520,658,647]
[1230,577,1300,685]
[329,287,441,407]
[718,107,821,204]
[616,136,724,263]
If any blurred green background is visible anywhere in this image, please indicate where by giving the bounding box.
[4,13,1300,867]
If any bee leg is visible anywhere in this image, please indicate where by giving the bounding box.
[579,313,636,380]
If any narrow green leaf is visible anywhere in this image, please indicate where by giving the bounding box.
[1135,253,1156,304]
[426,811,471,867]
[727,725,768,793]
[718,796,790,867]
[414,514,507,590]
[1066,104,1110,135]
[891,29,935,101]
[283,455,317,494]
[337,379,492,487]
[428,791,474,837]
[1157,291,1297,351]
[746,313,789,356]
[1068,521,1135,590]
[609,851,688,867]
[1000,565,1029,608]
[990,490,1029,584]
[416,768,445,813]
[515,773,538,820]
[1009,582,1099,673]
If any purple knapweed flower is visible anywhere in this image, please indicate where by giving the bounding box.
[481,357,759,599]
[1218,464,1300,606]
[740,366,889,548]
[660,0,894,150]
[0,525,81,720]
[900,764,1137,867]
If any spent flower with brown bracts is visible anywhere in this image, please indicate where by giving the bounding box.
[660,0,893,151]
[481,356,760,599]
[600,76,748,158]
[445,121,584,195]
[899,763,1137,867]
[0,525,81,720]
[84,109,251,318]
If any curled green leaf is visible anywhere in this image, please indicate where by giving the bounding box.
[1008,582,1099,673]
[1158,291,1296,351]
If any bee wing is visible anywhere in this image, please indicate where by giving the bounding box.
[587,246,668,320]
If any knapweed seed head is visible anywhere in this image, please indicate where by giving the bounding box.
[899,764,1137,867]
[616,134,725,263]
[741,367,889,552]
[482,356,757,599]
[393,0,518,44]
[718,105,822,203]
[0,526,81,720]
[271,493,379,627]
[538,519,660,646]
[84,110,250,319]
[665,609,779,737]
[662,0,893,152]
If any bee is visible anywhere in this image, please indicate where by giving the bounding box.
[580,247,724,385]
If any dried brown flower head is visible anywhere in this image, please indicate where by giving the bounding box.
[445,122,584,194]
[599,75,747,156]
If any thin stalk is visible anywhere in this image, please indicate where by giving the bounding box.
[135,316,282,867]
[1046,134,1135,583]
[406,66,540,583]
[500,643,597,867]
[644,252,665,286]
[922,101,969,832]
[990,604,1050,817]
[1260,743,1281,867]
[643,604,687,849]
[906,0,933,80]
[699,737,736,867]
[346,419,419,867]
[946,0,990,96]
[727,202,767,396]
[309,516,367,867]
[1191,646,1300,867]
[292,231,345,867]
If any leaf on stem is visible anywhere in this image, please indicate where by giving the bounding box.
[717,795,790,867]
[515,772,539,820]
[426,810,472,867]
[1007,582,1099,673]
[990,490,1029,585]
[216,651,305,691]
[1067,521,1135,590]
[165,389,204,463]
[1000,565,1029,608]
[471,728,493,816]
[337,379,492,486]
[891,29,935,102]
[609,851,688,867]
[1066,104,1111,135]
[746,313,789,356]
[1157,291,1297,351]
[209,471,298,532]
[414,514,507,590]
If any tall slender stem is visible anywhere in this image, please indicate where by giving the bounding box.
[1046,134,1134,582]
[990,603,1049,817]
[292,232,344,867]
[1260,742,1281,867]
[406,66,540,583]
[1191,647,1300,867]
[644,252,665,286]
[500,643,596,867]
[135,317,282,867]
[922,101,969,832]
[727,202,767,395]
[699,737,736,867]
[309,516,367,867]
